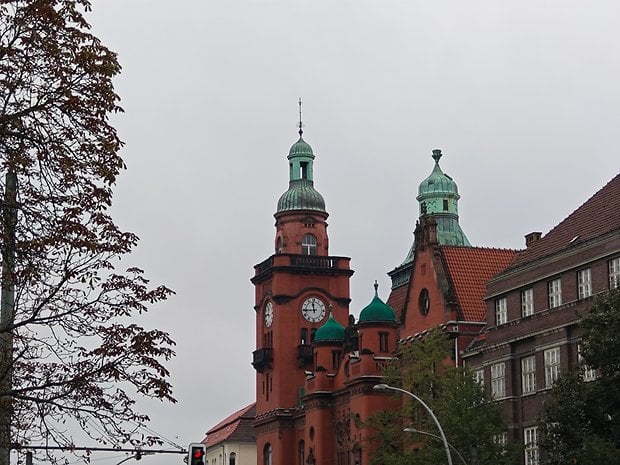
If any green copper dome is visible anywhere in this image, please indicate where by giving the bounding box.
[276,134,326,213]
[314,313,345,342]
[418,149,459,199]
[359,282,396,323]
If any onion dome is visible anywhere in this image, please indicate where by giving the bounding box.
[358,281,396,323]
[418,149,459,200]
[276,135,326,213]
[314,312,345,343]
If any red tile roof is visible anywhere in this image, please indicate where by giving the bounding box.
[441,247,518,321]
[386,283,408,323]
[510,173,620,269]
[202,403,256,448]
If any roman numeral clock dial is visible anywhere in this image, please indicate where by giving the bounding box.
[301,297,326,323]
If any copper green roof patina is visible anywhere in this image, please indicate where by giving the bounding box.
[410,149,471,252]
[276,133,326,213]
[358,282,396,323]
[314,312,345,342]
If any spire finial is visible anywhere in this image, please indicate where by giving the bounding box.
[432,149,442,164]
[298,98,304,137]
[373,280,379,296]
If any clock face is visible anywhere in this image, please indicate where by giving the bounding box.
[264,301,274,327]
[301,297,326,323]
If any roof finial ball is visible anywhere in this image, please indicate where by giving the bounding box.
[373,280,379,296]
[432,149,442,164]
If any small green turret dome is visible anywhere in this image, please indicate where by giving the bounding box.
[418,149,459,198]
[276,134,326,213]
[314,313,345,342]
[359,282,396,323]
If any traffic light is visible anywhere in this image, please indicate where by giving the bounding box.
[188,443,206,465]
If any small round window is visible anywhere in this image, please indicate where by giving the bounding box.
[418,288,430,316]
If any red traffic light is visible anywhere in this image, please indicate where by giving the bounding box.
[192,449,205,459]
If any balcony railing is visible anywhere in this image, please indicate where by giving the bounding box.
[252,347,274,372]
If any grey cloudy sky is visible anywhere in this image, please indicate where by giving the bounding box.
[84,1,619,463]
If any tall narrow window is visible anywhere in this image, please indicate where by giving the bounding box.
[495,297,507,325]
[263,444,272,465]
[299,441,305,465]
[379,332,389,353]
[548,278,562,309]
[521,355,536,394]
[473,369,484,386]
[490,362,506,398]
[300,161,309,179]
[301,234,317,255]
[577,268,592,299]
[276,236,283,254]
[609,257,620,289]
[578,342,596,382]
[524,427,539,465]
[229,453,236,465]
[521,288,534,317]
[332,350,341,370]
[544,347,561,388]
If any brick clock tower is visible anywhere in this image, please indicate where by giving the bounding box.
[251,120,353,465]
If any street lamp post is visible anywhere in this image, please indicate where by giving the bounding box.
[373,383,453,465]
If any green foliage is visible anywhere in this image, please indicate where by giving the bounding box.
[369,328,518,465]
[540,289,620,464]
[0,0,175,458]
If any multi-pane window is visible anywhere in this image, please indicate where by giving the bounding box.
[524,426,539,465]
[548,278,562,309]
[521,288,534,317]
[544,347,561,388]
[610,257,620,289]
[301,234,317,255]
[577,268,592,299]
[490,362,506,398]
[495,297,507,325]
[473,369,484,386]
[494,432,508,448]
[521,356,536,394]
[578,342,597,382]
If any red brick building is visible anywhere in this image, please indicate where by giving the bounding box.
[462,173,620,465]
[249,124,523,465]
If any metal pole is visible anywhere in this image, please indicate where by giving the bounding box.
[374,384,453,465]
[403,428,467,465]
[0,171,17,465]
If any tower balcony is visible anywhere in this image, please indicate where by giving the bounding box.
[252,254,353,283]
[252,347,273,372]
[297,344,314,367]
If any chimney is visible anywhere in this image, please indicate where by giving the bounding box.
[525,232,542,248]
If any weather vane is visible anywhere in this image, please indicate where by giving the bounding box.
[298,97,304,136]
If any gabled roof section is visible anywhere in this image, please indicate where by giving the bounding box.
[203,403,256,448]
[441,246,518,321]
[386,283,408,323]
[509,173,620,269]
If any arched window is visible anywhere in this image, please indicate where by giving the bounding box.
[229,452,236,465]
[263,443,272,465]
[298,440,305,465]
[276,236,283,254]
[301,234,317,255]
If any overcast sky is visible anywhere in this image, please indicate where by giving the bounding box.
[83,1,620,463]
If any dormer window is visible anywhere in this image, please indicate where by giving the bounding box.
[301,234,317,255]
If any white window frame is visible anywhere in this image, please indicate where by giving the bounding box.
[577,342,596,382]
[548,278,562,309]
[544,347,561,388]
[521,288,534,317]
[472,368,484,386]
[495,297,507,326]
[524,426,539,465]
[609,257,620,289]
[490,362,506,398]
[301,234,317,255]
[521,355,536,394]
[577,268,592,299]
[494,431,508,448]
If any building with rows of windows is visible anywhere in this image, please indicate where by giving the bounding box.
[199,116,619,465]
[462,173,620,465]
